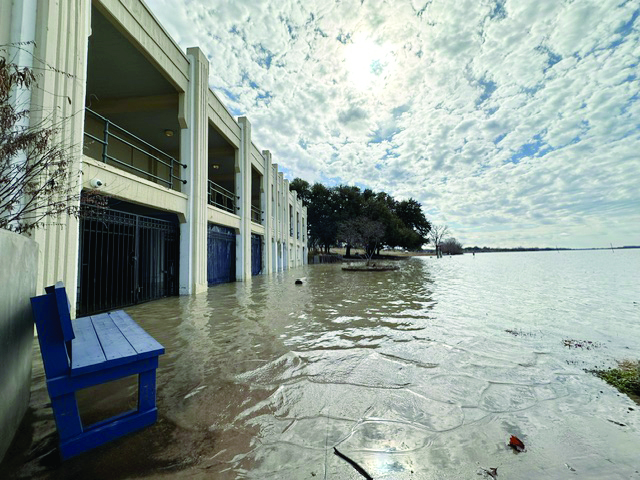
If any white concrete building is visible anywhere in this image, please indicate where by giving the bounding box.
[2,0,308,317]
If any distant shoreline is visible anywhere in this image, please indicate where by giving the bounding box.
[462,246,640,254]
[329,246,640,257]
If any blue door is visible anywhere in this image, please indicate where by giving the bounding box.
[251,234,262,275]
[207,224,236,285]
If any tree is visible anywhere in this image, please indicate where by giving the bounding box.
[289,177,311,206]
[441,237,463,255]
[396,198,431,243]
[291,177,434,256]
[307,182,334,252]
[1,49,80,233]
[337,216,384,264]
[429,224,449,258]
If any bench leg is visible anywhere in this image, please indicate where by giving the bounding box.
[138,369,157,412]
[51,393,83,441]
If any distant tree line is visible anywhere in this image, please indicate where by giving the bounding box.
[289,178,432,256]
[464,246,570,253]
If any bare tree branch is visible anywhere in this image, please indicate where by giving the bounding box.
[1,50,81,234]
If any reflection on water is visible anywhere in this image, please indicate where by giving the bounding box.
[7,250,640,479]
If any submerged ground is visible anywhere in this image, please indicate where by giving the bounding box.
[3,251,640,479]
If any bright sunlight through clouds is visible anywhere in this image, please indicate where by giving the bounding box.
[145,0,640,249]
[344,36,396,90]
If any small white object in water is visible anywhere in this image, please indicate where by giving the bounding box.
[184,385,206,400]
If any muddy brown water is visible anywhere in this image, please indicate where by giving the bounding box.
[3,251,640,479]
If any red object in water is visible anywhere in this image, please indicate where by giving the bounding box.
[509,435,526,452]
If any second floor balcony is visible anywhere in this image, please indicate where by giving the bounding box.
[208,180,237,214]
[84,108,187,191]
[251,205,263,224]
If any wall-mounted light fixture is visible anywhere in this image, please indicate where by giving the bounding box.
[164,129,174,137]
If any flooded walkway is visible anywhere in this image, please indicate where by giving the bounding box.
[4,252,640,479]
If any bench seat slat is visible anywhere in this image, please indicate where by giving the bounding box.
[71,318,107,375]
[110,310,165,359]
[91,313,138,368]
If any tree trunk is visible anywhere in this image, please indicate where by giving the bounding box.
[346,244,351,257]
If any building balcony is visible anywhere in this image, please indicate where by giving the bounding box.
[208,180,237,214]
[83,108,186,190]
[251,205,263,224]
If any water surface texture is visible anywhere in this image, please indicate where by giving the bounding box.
[7,250,640,479]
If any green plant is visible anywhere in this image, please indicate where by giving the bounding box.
[591,360,640,397]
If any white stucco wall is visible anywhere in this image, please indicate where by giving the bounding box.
[0,230,38,462]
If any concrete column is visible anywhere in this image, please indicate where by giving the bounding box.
[29,0,90,314]
[284,179,290,270]
[179,47,208,295]
[303,205,308,264]
[296,195,302,266]
[272,163,280,272]
[262,150,272,274]
[237,117,252,281]
[292,190,299,266]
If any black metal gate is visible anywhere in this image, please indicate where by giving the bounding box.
[77,205,179,316]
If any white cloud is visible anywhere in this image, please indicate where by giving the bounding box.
[146,0,640,248]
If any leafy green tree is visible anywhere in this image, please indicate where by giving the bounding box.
[287,176,434,256]
[396,198,431,242]
[289,177,311,206]
[331,185,363,256]
[307,182,334,252]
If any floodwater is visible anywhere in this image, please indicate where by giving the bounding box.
[4,250,640,479]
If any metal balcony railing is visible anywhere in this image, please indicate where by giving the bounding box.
[208,180,237,213]
[83,108,187,190]
[251,205,263,224]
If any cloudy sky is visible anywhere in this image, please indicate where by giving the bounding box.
[145,0,639,248]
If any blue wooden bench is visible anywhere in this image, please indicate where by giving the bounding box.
[30,282,164,460]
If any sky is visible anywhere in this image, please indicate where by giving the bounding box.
[145,0,640,248]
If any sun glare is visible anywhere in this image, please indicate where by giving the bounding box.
[344,36,394,90]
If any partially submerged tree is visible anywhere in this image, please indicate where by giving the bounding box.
[441,237,463,255]
[0,48,80,233]
[337,216,384,264]
[429,224,449,258]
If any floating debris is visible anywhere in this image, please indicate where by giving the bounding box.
[607,419,626,427]
[478,466,498,478]
[505,329,537,337]
[333,447,373,480]
[563,339,603,350]
[508,435,526,452]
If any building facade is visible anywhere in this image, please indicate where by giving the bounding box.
[2,0,308,317]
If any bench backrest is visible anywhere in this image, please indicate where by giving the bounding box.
[31,282,75,378]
